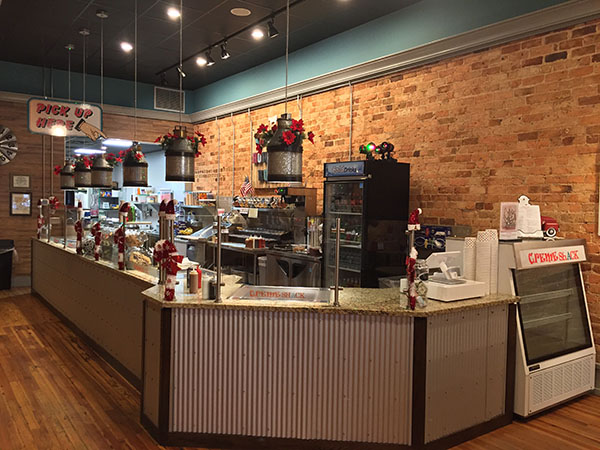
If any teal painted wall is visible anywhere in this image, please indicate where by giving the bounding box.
[191,0,568,111]
[0,60,193,113]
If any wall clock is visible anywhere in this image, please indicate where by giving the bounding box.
[0,125,18,165]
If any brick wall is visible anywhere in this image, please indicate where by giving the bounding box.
[0,99,179,280]
[194,19,600,354]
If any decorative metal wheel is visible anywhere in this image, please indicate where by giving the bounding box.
[0,125,18,165]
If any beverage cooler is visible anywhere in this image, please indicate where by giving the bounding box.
[323,160,409,288]
[498,239,595,417]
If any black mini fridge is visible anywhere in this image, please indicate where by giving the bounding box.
[323,159,410,288]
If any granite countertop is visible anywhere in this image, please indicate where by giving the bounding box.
[37,239,157,285]
[142,276,518,317]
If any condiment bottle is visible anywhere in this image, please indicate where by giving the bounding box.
[189,270,198,294]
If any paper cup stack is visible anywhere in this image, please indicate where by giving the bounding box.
[474,229,498,295]
[463,237,477,281]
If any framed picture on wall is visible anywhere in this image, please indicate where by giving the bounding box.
[10,191,32,216]
[10,174,30,190]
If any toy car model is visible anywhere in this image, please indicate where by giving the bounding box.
[541,216,559,238]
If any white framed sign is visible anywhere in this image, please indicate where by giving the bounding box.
[27,98,103,137]
[519,245,586,268]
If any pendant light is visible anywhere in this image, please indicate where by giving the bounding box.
[60,44,76,190]
[123,0,148,187]
[164,0,195,182]
[267,0,303,183]
[91,11,113,189]
[60,162,76,190]
[75,28,92,188]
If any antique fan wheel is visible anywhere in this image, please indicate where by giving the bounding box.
[0,125,18,165]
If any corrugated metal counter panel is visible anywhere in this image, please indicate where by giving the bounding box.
[32,239,152,380]
[169,309,414,445]
[425,304,508,443]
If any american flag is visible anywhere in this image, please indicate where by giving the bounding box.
[240,176,254,197]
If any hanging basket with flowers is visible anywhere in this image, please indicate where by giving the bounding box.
[156,126,207,182]
[121,143,148,187]
[254,114,315,183]
[55,161,76,190]
[91,152,121,188]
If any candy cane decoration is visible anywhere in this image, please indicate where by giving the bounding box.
[37,200,44,239]
[114,202,130,270]
[74,201,84,254]
[91,222,101,261]
[154,239,183,301]
[405,208,422,310]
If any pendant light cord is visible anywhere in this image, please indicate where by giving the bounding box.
[101,16,104,109]
[68,50,71,101]
[285,0,289,114]
[82,33,86,105]
[179,0,183,127]
[134,0,138,141]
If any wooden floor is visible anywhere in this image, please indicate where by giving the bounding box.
[0,290,599,450]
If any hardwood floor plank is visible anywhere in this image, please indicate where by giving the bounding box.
[0,290,599,450]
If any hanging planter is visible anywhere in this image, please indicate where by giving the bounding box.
[256,114,315,183]
[122,143,148,187]
[156,126,206,182]
[55,162,76,190]
[74,157,92,188]
[91,153,116,188]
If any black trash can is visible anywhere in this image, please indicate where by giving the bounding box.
[0,239,14,290]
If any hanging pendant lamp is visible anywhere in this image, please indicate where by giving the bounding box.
[123,143,148,187]
[266,0,302,183]
[266,114,303,182]
[74,159,92,187]
[91,154,113,188]
[165,125,195,182]
[60,162,76,190]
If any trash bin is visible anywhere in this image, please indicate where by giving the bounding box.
[0,239,15,290]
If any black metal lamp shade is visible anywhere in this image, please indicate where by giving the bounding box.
[90,154,113,189]
[165,126,195,182]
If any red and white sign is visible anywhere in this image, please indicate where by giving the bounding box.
[520,245,586,268]
[27,98,103,137]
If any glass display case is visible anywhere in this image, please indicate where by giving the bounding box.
[323,160,410,288]
[498,239,595,417]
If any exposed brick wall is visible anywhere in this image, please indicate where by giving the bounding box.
[194,19,600,355]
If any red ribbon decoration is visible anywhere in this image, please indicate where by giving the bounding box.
[91,222,101,261]
[154,239,183,301]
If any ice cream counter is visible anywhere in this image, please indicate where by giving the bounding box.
[141,279,518,449]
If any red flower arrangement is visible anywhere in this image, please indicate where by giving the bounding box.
[156,130,207,158]
[103,153,122,167]
[53,165,63,175]
[254,118,314,153]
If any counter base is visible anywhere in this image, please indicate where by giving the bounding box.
[32,290,141,390]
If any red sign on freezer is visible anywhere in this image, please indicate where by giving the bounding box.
[520,245,586,268]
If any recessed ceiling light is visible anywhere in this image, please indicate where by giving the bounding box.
[120,41,133,52]
[167,7,180,19]
[196,56,207,66]
[74,148,105,155]
[230,7,251,17]
[251,27,264,40]
[103,139,133,147]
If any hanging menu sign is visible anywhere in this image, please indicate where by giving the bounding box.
[27,97,103,138]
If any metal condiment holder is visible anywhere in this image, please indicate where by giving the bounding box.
[215,214,223,303]
[330,217,342,307]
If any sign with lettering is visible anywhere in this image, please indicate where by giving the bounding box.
[27,98,103,137]
[324,161,365,178]
[520,245,586,268]
[229,285,331,303]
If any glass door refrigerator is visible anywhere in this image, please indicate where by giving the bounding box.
[498,239,595,417]
[323,160,410,288]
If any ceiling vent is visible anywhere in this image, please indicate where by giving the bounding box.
[154,86,185,113]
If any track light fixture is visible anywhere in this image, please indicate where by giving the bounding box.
[206,50,215,66]
[267,19,279,38]
[220,42,230,60]
[177,65,186,77]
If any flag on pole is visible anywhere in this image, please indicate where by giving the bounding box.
[240,176,254,197]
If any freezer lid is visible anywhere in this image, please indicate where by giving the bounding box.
[512,238,587,269]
